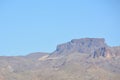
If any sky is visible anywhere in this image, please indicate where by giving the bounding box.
[0,0,120,56]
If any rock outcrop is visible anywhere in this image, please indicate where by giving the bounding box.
[51,38,120,58]
[52,38,109,57]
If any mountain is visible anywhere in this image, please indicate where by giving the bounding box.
[0,38,120,80]
[54,38,107,54]
[52,38,114,58]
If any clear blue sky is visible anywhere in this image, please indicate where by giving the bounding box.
[0,0,120,56]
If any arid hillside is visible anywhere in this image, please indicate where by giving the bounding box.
[0,38,120,80]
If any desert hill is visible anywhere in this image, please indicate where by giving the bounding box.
[0,38,120,80]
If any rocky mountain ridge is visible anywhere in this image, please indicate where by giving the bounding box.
[52,38,117,58]
[55,38,107,54]
[0,38,120,80]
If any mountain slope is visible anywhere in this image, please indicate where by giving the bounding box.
[0,38,120,80]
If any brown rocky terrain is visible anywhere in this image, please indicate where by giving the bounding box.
[0,38,120,80]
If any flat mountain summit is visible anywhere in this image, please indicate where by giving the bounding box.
[0,38,120,80]
[52,38,117,58]
[54,38,107,54]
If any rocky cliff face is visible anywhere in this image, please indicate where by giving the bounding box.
[52,38,110,58]
[52,38,120,58]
